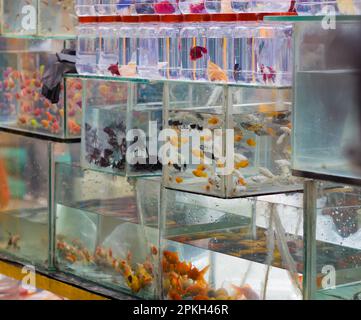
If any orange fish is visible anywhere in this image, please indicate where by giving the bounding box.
[41,120,49,128]
[192,170,208,178]
[193,295,210,300]
[246,138,256,147]
[208,116,221,126]
[168,289,182,300]
[175,261,191,275]
[0,159,10,209]
[175,177,184,184]
[151,245,158,255]
[234,134,243,142]
[187,265,210,282]
[185,282,208,296]
[208,61,228,82]
[163,251,180,264]
[235,160,249,169]
[238,178,247,186]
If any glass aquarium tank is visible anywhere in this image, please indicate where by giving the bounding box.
[54,163,161,298]
[0,130,80,268]
[304,180,361,300]
[0,38,82,139]
[161,187,304,300]
[81,78,163,176]
[292,18,361,184]
[2,0,77,36]
[38,0,77,36]
[163,81,301,198]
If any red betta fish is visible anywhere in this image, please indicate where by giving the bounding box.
[189,46,207,61]
[154,0,176,13]
[189,2,206,13]
[108,63,121,76]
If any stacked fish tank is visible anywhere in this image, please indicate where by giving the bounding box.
[0,38,82,139]
[292,17,361,184]
[304,180,361,300]
[163,81,300,198]
[80,78,163,176]
[0,131,80,267]
[1,0,77,36]
[160,188,304,300]
[54,163,161,298]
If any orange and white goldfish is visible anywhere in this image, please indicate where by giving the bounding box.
[192,169,208,178]
[246,138,256,147]
[231,284,260,300]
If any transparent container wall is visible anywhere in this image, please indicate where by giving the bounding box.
[0,131,80,267]
[295,0,361,15]
[55,163,161,298]
[161,188,304,300]
[178,0,207,14]
[2,0,38,35]
[81,79,163,176]
[311,181,361,300]
[38,0,77,36]
[293,21,361,181]
[76,24,98,75]
[0,38,81,139]
[75,0,96,16]
[163,82,299,198]
[232,0,292,13]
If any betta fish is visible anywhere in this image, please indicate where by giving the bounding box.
[154,0,176,13]
[108,63,121,76]
[189,2,206,13]
[190,46,208,61]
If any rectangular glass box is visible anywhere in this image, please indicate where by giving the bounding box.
[161,187,304,300]
[292,18,361,184]
[2,0,77,37]
[0,130,80,268]
[54,163,161,298]
[0,38,82,139]
[304,180,361,300]
[163,81,301,198]
[81,78,163,177]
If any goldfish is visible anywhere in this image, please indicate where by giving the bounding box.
[59,109,64,117]
[163,250,180,264]
[45,112,53,121]
[187,265,210,282]
[51,121,60,133]
[196,164,207,171]
[238,178,247,186]
[168,290,182,300]
[192,170,208,178]
[41,120,49,128]
[175,177,184,184]
[234,134,243,142]
[68,120,81,134]
[175,261,191,275]
[185,282,208,296]
[0,160,10,209]
[136,264,153,287]
[231,284,260,300]
[235,160,249,169]
[246,138,257,147]
[126,274,141,293]
[18,116,27,124]
[65,254,77,263]
[193,295,210,300]
[208,61,228,82]
[190,46,208,61]
[147,246,157,256]
[208,116,221,126]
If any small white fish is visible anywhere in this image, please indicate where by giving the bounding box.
[280,127,291,134]
[234,153,248,162]
[259,167,275,179]
[277,133,287,145]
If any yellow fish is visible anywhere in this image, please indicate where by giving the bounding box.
[193,170,208,178]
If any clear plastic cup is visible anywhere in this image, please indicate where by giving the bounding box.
[76,24,99,75]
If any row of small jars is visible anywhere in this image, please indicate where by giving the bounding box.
[75,0,361,16]
[76,20,293,85]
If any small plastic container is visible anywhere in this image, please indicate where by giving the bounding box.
[206,15,239,82]
[180,17,209,81]
[135,0,156,14]
[75,0,96,16]
[232,0,292,13]
[95,0,117,16]
[115,0,134,15]
[137,24,161,78]
[76,24,99,75]
[158,16,183,79]
[254,23,293,86]
[233,23,258,83]
[118,17,139,77]
[98,24,120,75]
[178,0,207,14]
[154,0,179,14]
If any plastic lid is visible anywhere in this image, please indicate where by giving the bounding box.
[138,14,160,23]
[78,16,99,23]
[159,14,183,23]
[210,13,238,22]
[98,16,122,23]
[122,15,139,23]
[183,14,211,22]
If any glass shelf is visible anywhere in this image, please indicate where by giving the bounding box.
[64,73,292,90]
